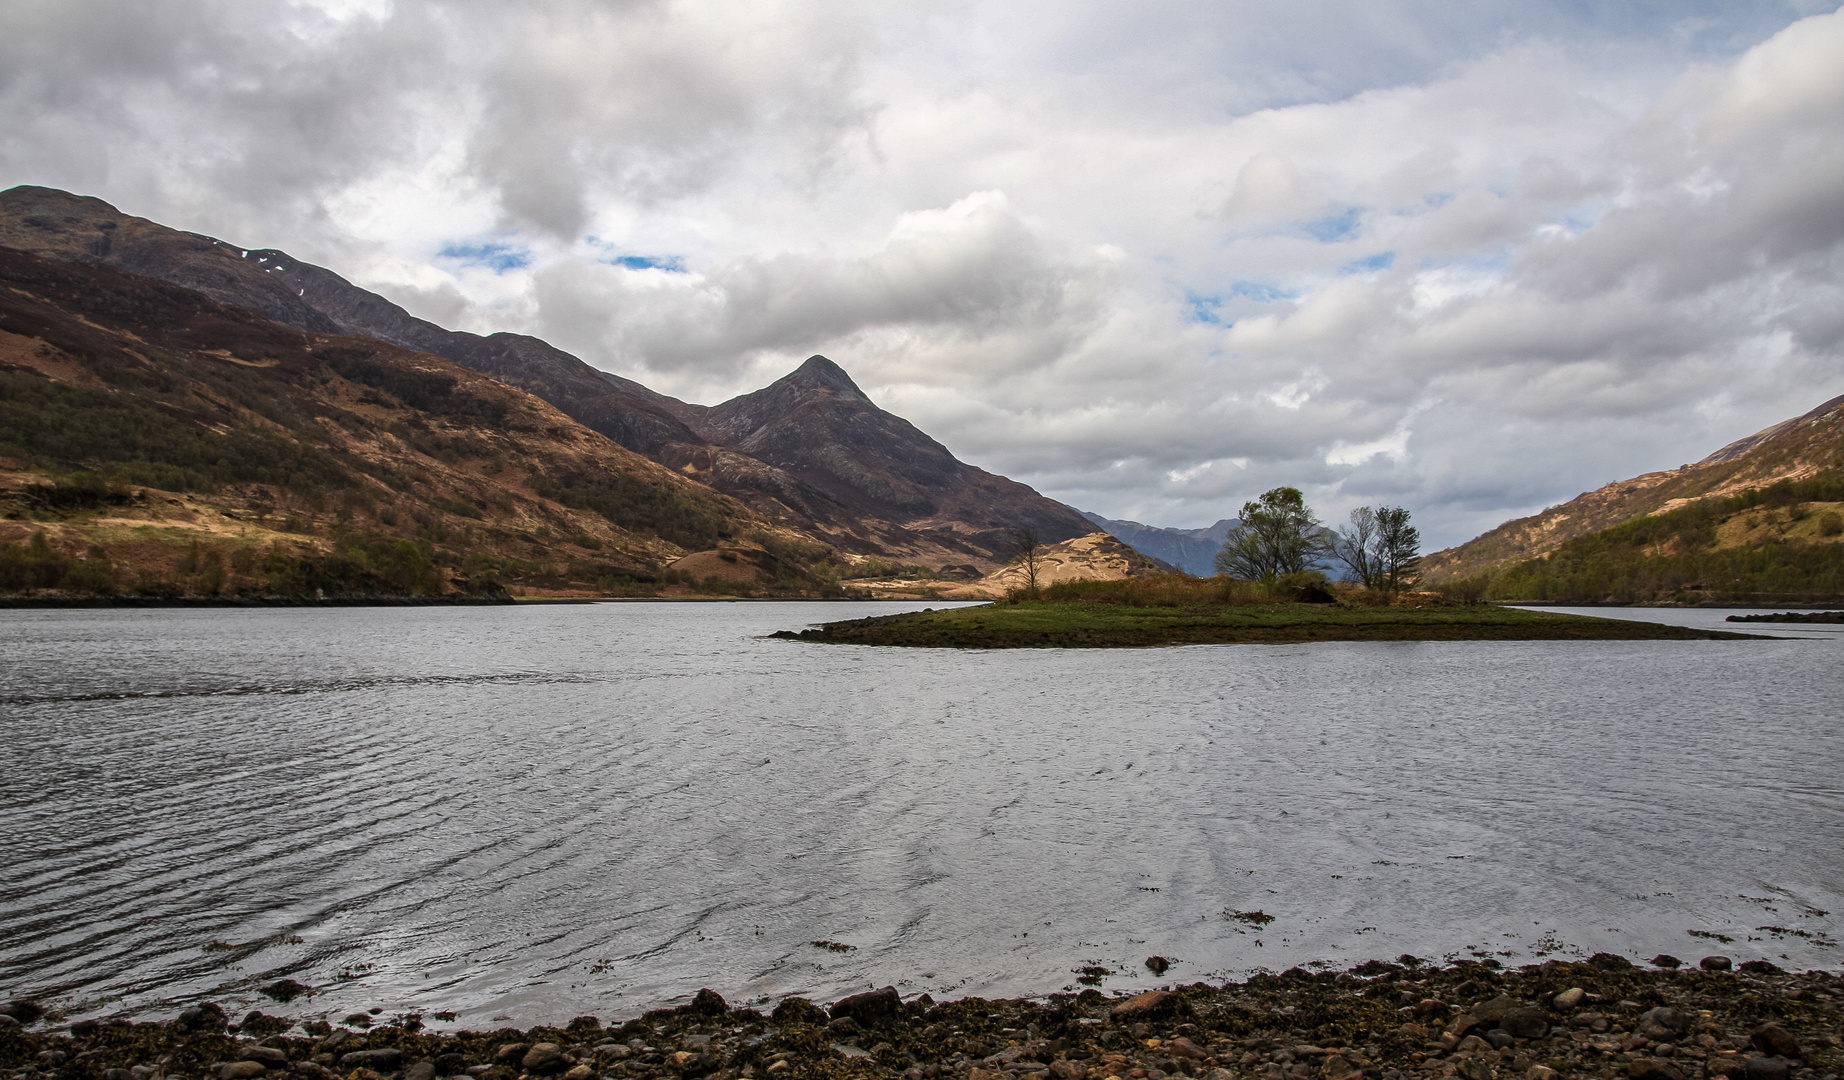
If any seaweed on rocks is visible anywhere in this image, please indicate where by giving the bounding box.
[2,961,1839,1080]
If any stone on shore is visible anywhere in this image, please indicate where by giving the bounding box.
[340,1049,403,1071]
[1744,1058,1792,1080]
[218,1063,264,1080]
[831,986,902,1025]
[1552,987,1585,1010]
[1110,990,1177,1021]
[1700,956,1734,971]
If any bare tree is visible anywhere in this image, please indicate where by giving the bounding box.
[1330,506,1381,588]
[1328,504,1421,594]
[1008,527,1044,597]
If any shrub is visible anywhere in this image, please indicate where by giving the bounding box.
[1820,511,1843,538]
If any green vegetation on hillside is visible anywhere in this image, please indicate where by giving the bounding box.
[1449,472,1844,604]
[773,575,1752,647]
[0,370,353,494]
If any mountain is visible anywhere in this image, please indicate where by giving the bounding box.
[1079,511,1236,575]
[0,245,839,600]
[0,185,1095,571]
[1421,393,1844,584]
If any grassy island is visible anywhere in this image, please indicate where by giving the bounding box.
[772,577,1762,649]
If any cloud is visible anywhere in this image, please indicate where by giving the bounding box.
[1,0,1841,546]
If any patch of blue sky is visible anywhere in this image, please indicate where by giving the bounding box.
[607,253,687,273]
[1300,207,1361,243]
[1341,251,1395,275]
[1187,292,1227,325]
[437,240,531,273]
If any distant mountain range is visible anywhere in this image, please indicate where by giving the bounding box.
[1078,512,1236,575]
[0,185,1095,576]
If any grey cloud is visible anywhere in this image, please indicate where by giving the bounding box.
[1,0,1840,545]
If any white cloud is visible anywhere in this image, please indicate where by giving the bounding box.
[1,0,1841,546]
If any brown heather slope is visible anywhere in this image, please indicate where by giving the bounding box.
[0,246,840,600]
[0,185,1095,572]
[1420,393,1844,584]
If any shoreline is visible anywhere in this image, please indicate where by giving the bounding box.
[4,957,1837,1080]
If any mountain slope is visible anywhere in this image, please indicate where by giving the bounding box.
[0,185,1090,571]
[1079,511,1236,575]
[0,246,837,600]
[1421,392,1844,583]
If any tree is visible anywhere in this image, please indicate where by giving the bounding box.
[1008,527,1044,597]
[1331,504,1421,593]
[1374,505,1421,593]
[1214,487,1323,582]
[1330,506,1381,588]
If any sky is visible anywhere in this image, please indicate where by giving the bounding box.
[4,1,1843,547]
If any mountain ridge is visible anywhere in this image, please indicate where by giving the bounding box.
[0,184,1093,571]
[1421,392,1844,583]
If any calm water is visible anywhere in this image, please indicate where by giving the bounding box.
[2,602,1840,1028]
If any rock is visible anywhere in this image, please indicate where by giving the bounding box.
[1,1000,46,1024]
[1526,1068,1556,1080]
[1472,997,1517,1024]
[1112,990,1178,1021]
[1050,1062,1087,1080]
[1749,1025,1798,1058]
[1637,1008,1693,1042]
[687,989,727,1016]
[772,998,827,1026]
[494,1044,531,1066]
[1168,1038,1207,1061]
[826,1017,861,1036]
[259,980,311,1003]
[561,1067,593,1080]
[522,1044,568,1074]
[1447,1016,1479,1038]
[832,1044,873,1061]
[1738,960,1783,975]
[322,1031,355,1053]
[968,1069,998,1080]
[1699,956,1733,972]
[1588,953,1633,970]
[105,1069,133,1080]
[1629,1061,1684,1080]
[0,1015,18,1029]
[404,1062,436,1080]
[1552,989,1586,1010]
[1146,957,1171,976]
[1651,956,1684,970]
[1707,1059,1749,1078]
[1502,1007,1549,1039]
[830,986,901,1025]
[341,1049,404,1072]
[1454,1058,1494,1080]
[239,1047,289,1067]
[220,1064,266,1080]
[1744,1058,1790,1080]
[179,1004,229,1030]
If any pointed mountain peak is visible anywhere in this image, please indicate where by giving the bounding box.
[778,354,870,401]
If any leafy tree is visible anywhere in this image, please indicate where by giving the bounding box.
[1214,487,1323,582]
[1374,506,1421,593]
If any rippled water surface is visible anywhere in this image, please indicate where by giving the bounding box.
[2,602,1841,1026]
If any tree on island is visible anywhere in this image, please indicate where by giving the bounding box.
[1331,505,1421,593]
[1007,526,1045,598]
[1214,487,1323,582]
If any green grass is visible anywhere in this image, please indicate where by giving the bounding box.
[772,600,1763,648]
